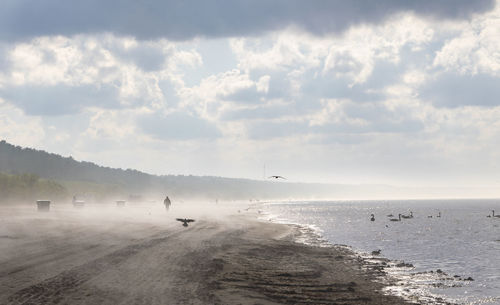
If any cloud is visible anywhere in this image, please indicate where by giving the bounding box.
[138,111,221,140]
[0,44,11,72]
[246,120,308,140]
[0,102,45,146]
[0,0,494,41]
[0,83,120,116]
[0,35,202,115]
[110,42,168,72]
[433,4,500,76]
[419,72,500,108]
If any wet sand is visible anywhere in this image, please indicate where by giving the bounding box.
[0,205,414,305]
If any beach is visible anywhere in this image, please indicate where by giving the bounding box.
[0,204,414,305]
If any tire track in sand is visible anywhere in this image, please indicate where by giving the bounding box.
[6,232,174,305]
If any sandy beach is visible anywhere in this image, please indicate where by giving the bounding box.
[0,204,415,305]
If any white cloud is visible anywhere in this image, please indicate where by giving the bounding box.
[0,35,202,115]
[85,109,137,140]
[0,102,45,146]
[433,5,500,75]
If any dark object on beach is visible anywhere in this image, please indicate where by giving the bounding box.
[72,195,85,208]
[395,262,413,268]
[268,175,286,180]
[116,200,126,207]
[164,196,171,210]
[176,218,195,227]
[371,249,381,255]
[36,200,50,212]
[73,201,85,208]
[370,214,375,221]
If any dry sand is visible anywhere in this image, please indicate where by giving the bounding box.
[0,203,415,305]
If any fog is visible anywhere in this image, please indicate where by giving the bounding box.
[0,196,267,303]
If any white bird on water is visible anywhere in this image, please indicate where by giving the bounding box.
[390,214,402,222]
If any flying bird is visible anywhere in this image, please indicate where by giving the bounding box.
[268,175,286,180]
[176,218,195,227]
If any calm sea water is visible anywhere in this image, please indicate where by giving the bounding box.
[263,199,500,305]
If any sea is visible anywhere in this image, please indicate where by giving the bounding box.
[261,199,500,305]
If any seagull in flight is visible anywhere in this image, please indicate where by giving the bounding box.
[268,175,286,180]
[176,218,195,227]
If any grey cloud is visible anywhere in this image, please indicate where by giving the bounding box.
[247,120,308,140]
[111,44,167,71]
[245,100,424,140]
[309,133,371,145]
[221,103,295,121]
[0,44,11,71]
[302,72,385,103]
[320,102,424,134]
[158,80,180,107]
[138,112,221,140]
[0,84,120,116]
[419,73,500,108]
[313,118,424,135]
[217,86,265,104]
[0,0,494,41]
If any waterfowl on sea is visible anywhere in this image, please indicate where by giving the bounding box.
[492,210,500,218]
[387,214,394,217]
[437,211,441,218]
[427,215,433,218]
[370,214,375,221]
[390,214,401,222]
[401,211,413,219]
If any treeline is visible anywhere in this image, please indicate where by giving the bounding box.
[0,140,156,193]
[0,172,67,203]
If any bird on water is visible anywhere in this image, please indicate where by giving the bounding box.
[390,214,402,222]
[401,211,413,219]
[268,175,286,180]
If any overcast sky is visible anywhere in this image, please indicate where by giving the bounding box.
[1,0,500,188]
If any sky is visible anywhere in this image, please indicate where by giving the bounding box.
[1,0,500,188]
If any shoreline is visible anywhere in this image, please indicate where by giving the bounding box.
[212,216,416,305]
[260,210,466,305]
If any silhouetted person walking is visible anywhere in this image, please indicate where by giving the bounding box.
[164,196,171,211]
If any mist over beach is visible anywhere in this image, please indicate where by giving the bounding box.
[2,0,500,304]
